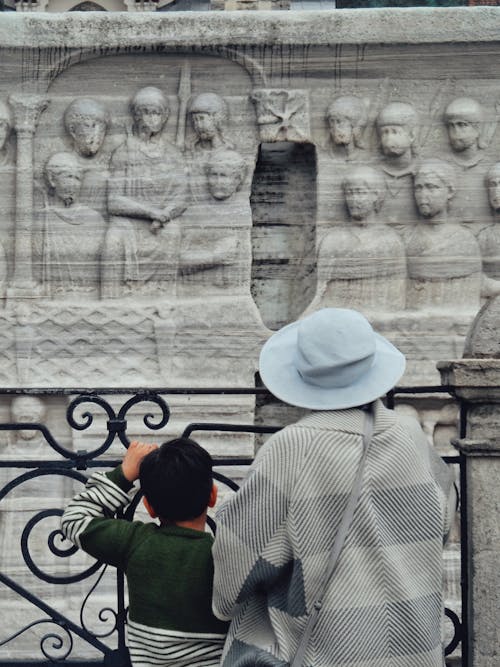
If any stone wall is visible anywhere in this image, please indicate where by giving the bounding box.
[0,7,499,661]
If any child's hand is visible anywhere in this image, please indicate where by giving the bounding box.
[122,441,158,482]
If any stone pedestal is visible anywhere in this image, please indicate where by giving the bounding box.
[438,358,500,667]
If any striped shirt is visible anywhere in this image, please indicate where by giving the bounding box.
[61,466,228,667]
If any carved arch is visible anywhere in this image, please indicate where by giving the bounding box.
[36,45,267,92]
[69,2,107,9]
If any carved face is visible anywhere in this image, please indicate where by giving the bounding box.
[344,182,377,221]
[329,115,354,146]
[11,397,45,441]
[0,119,10,152]
[379,124,413,158]
[207,164,242,200]
[488,174,500,212]
[68,117,106,157]
[134,105,168,136]
[51,169,82,207]
[414,173,450,218]
[191,112,218,141]
[447,119,480,152]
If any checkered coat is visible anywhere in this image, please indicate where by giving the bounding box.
[212,400,454,667]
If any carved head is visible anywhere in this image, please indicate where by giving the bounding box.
[188,93,228,141]
[130,87,169,137]
[0,100,12,153]
[486,162,500,213]
[376,102,418,158]
[342,165,386,221]
[414,159,456,219]
[444,97,483,152]
[326,96,367,148]
[64,98,109,157]
[45,152,83,207]
[11,396,46,441]
[205,149,247,200]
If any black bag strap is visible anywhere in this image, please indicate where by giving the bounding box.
[289,407,374,667]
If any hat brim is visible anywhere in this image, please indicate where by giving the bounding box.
[259,319,406,410]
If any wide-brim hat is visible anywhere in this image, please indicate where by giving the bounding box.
[259,308,406,411]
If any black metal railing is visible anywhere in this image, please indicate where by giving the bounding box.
[0,387,466,666]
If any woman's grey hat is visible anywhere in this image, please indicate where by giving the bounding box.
[259,308,406,410]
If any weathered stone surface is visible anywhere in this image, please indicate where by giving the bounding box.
[2,8,500,662]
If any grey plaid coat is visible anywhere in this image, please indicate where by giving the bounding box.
[212,400,455,667]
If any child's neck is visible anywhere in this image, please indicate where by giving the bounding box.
[161,512,207,533]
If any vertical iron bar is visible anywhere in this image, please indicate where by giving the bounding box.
[459,400,468,667]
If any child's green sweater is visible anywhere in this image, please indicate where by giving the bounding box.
[61,466,228,667]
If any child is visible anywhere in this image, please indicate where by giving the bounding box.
[61,438,229,667]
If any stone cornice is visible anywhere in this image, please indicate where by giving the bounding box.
[0,8,500,50]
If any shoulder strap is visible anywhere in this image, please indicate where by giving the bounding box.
[290,407,374,667]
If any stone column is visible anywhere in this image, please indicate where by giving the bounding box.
[438,353,500,666]
[8,94,48,296]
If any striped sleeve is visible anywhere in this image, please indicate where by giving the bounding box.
[61,468,138,566]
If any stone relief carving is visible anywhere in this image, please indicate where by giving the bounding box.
[375,101,419,226]
[3,51,500,392]
[39,152,105,299]
[444,97,488,170]
[0,100,13,167]
[10,395,46,445]
[188,93,233,154]
[179,148,251,298]
[406,159,486,312]
[443,97,498,227]
[9,93,49,293]
[326,95,368,161]
[311,165,405,314]
[186,92,235,205]
[63,97,110,213]
[205,148,247,201]
[478,162,500,279]
[251,89,310,143]
[103,86,187,299]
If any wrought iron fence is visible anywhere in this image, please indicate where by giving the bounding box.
[0,387,466,666]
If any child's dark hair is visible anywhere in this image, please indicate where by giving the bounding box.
[139,437,213,522]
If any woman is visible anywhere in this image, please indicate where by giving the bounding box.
[212,307,456,667]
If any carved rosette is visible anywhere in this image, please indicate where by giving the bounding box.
[251,88,310,143]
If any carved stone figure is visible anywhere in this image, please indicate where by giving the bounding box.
[64,98,109,159]
[179,149,251,297]
[312,165,406,313]
[40,152,105,299]
[103,87,187,299]
[326,95,367,161]
[443,97,492,226]
[406,159,484,312]
[188,93,232,154]
[0,100,13,167]
[376,101,419,225]
[205,148,247,201]
[444,97,486,169]
[10,395,46,443]
[478,162,500,279]
[186,93,233,204]
[317,95,369,228]
[63,97,110,213]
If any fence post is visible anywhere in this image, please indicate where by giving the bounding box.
[438,301,500,667]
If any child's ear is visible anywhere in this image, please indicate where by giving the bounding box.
[208,483,218,508]
[143,496,157,518]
